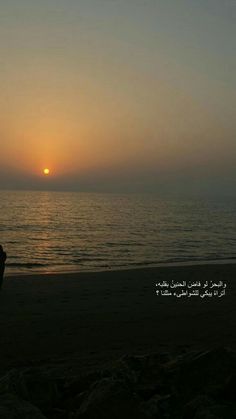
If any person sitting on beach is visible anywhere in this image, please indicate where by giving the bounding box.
[0,245,7,290]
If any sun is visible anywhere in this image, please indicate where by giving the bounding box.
[43,168,50,175]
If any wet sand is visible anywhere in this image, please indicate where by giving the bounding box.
[0,263,235,374]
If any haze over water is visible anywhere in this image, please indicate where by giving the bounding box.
[1,190,236,275]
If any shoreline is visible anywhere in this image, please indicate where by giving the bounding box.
[5,257,236,278]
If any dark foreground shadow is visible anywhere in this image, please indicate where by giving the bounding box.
[0,347,235,418]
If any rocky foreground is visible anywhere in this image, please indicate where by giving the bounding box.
[0,347,235,418]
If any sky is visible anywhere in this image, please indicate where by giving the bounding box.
[0,0,235,196]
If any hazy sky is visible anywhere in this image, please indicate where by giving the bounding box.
[0,0,235,195]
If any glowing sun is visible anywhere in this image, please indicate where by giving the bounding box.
[43,168,50,175]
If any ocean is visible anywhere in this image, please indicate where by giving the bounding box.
[1,190,236,274]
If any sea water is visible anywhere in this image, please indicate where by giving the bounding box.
[1,190,236,274]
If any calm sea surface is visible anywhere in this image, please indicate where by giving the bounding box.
[1,190,236,275]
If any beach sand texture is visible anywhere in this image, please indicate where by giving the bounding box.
[0,264,235,374]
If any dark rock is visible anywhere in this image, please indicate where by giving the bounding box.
[170,347,236,402]
[47,407,67,419]
[0,367,60,410]
[76,377,146,419]
[62,371,100,400]
[141,393,172,419]
[134,353,172,400]
[0,393,47,419]
[100,354,146,385]
[0,347,235,419]
[194,404,236,419]
[220,373,236,402]
[183,395,215,418]
[60,391,86,413]
[0,369,28,399]
[183,395,236,419]
[100,352,171,401]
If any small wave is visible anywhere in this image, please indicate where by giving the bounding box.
[71,257,106,263]
[6,262,48,268]
[105,242,144,247]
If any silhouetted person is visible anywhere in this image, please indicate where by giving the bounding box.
[0,245,7,290]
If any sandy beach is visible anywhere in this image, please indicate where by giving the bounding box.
[0,263,235,375]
